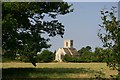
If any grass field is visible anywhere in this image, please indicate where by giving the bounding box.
[2,62,118,79]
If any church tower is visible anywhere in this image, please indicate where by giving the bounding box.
[64,40,73,48]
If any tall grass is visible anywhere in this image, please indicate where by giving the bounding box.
[2,62,118,79]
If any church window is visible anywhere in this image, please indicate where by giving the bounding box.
[66,42,68,47]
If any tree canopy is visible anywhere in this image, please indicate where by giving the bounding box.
[98,6,120,75]
[78,46,92,55]
[2,2,73,66]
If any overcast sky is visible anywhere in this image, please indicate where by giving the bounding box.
[47,2,118,52]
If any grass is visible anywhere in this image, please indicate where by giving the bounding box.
[2,62,118,79]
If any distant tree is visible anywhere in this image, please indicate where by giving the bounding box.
[78,46,92,55]
[86,46,92,52]
[78,46,93,62]
[36,50,54,62]
[98,6,120,75]
[94,47,104,62]
[78,47,85,55]
[95,47,102,55]
[94,47,111,62]
[2,2,73,66]
[63,54,72,62]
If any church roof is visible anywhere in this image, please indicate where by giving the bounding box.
[63,48,79,56]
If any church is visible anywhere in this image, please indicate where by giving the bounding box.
[55,40,79,62]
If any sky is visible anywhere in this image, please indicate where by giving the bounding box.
[1,1,119,52]
[47,2,118,52]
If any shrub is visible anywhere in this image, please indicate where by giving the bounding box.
[36,50,54,62]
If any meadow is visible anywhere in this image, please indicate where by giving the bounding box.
[2,62,118,79]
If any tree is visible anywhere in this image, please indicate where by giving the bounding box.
[94,47,111,62]
[86,46,92,52]
[2,2,73,66]
[94,47,104,62]
[98,6,120,75]
[36,50,54,62]
[78,46,93,62]
[78,46,92,55]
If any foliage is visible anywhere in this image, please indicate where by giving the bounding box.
[78,46,92,55]
[77,46,95,62]
[80,52,95,62]
[94,47,110,62]
[98,6,120,75]
[63,46,112,63]
[36,50,54,62]
[2,2,73,65]
[63,54,75,62]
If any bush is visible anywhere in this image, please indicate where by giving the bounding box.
[36,50,54,62]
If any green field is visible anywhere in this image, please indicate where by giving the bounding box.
[2,62,118,79]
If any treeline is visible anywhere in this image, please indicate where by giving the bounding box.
[2,46,113,63]
[63,46,112,63]
[2,50,55,63]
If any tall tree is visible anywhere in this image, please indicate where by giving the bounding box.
[2,2,73,66]
[98,6,120,75]
[78,46,92,55]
